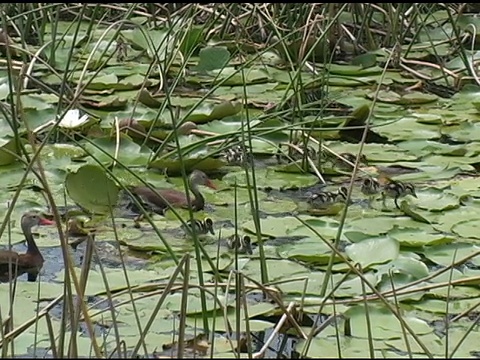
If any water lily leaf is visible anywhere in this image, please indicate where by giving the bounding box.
[367,90,438,104]
[85,73,118,90]
[223,168,319,190]
[297,336,387,359]
[347,216,397,236]
[148,157,226,174]
[0,137,22,166]
[185,303,276,333]
[0,82,11,101]
[399,200,432,224]
[347,303,432,338]
[433,208,480,233]
[451,219,480,239]
[345,237,399,268]
[374,254,429,279]
[242,259,309,283]
[441,121,480,142]
[179,26,204,56]
[65,164,119,214]
[372,116,440,142]
[20,94,58,111]
[421,243,480,267]
[327,142,417,163]
[414,188,459,212]
[446,177,480,198]
[83,135,153,166]
[351,53,377,68]
[186,100,242,123]
[210,66,271,86]
[195,46,230,72]
[123,28,173,60]
[388,228,454,247]
[277,238,340,265]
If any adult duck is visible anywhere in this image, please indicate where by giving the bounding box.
[126,170,217,215]
[0,211,54,282]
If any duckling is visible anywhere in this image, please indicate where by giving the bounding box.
[183,218,215,236]
[382,180,417,209]
[223,145,246,166]
[227,234,253,255]
[361,177,381,207]
[307,186,348,208]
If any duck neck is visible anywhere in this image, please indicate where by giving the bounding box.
[189,178,205,211]
[22,222,40,255]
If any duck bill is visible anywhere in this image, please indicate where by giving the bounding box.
[206,179,217,190]
[40,218,55,226]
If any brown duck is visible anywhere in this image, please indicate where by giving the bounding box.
[0,211,54,282]
[125,170,217,215]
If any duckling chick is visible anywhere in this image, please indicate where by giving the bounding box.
[227,234,253,255]
[183,218,215,236]
[307,186,348,208]
[222,145,250,166]
[382,180,417,209]
[361,177,381,207]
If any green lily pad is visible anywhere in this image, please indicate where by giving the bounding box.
[389,228,454,247]
[223,168,319,190]
[83,134,153,167]
[345,237,399,268]
[65,164,119,214]
[185,100,242,123]
[421,243,480,267]
[277,237,340,265]
[0,137,22,166]
[195,46,230,72]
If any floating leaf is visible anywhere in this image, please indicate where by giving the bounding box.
[186,100,242,123]
[223,168,319,190]
[83,135,153,167]
[65,164,119,214]
[0,137,22,166]
[388,228,454,247]
[195,46,230,72]
[345,237,399,268]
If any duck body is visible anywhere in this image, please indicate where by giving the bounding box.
[182,218,215,236]
[0,211,54,282]
[124,170,217,215]
[382,180,417,209]
[307,186,348,208]
[226,234,253,255]
[361,177,381,207]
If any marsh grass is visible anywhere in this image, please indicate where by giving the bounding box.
[0,2,474,358]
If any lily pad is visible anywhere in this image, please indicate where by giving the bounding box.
[65,164,119,214]
[223,169,319,190]
[345,237,399,268]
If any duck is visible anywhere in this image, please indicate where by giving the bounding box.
[307,186,348,208]
[124,170,217,216]
[0,211,54,282]
[382,180,417,209]
[226,234,253,255]
[182,217,215,237]
[361,177,381,207]
[222,145,250,166]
